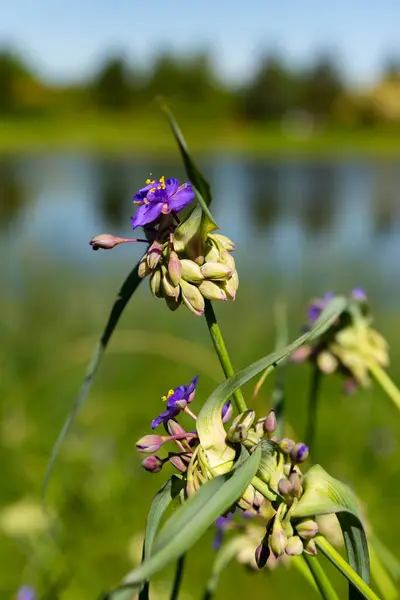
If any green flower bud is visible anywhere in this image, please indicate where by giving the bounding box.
[161,267,180,300]
[285,536,304,556]
[209,233,236,252]
[149,268,162,297]
[147,241,163,270]
[204,243,220,263]
[198,280,227,301]
[219,250,235,270]
[288,471,302,495]
[180,259,204,283]
[200,262,232,280]
[220,275,238,301]
[165,295,182,312]
[279,438,295,454]
[138,255,151,278]
[168,251,182,286]
[278,477,293,496]
[227,410,256,443]
[296,519,319,539]
[270,518,287,557]
[180,279,205,317]
[303,539,317,556]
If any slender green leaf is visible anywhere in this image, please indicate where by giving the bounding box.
[369,543,399,600]
[42,260,143,506]
[109,445,261,592]
[369,533,400,581]
[139,476,185,600]
[197,296,348,467]
[293,464,370,599]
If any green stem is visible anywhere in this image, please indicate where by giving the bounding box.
[251,475,279,503]
[203,300,247,413]
[315,537,381,600]
[170,554,186,600]
[305,364,322,453]
[367,361,400,412]
[303,554,340,600]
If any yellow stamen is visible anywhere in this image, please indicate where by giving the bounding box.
[161,389,175,402]
[159,175,166,190]
[149,187,156,193]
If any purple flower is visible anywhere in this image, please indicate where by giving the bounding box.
[307,292,335,324]
[351,287,367,302]
[131,176,195,229]
[151,376,198,429]
[16,587,36,600]
[213,513,234,550]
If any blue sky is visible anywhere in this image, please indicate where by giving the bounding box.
[1,0,399,85]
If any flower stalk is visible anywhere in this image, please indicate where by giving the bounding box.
[366,360,400,412]
[204,300,247,414]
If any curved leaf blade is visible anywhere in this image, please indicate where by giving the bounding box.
[42,260,143,506]
[197,296,348,465]
[293,464,370,599]
[117,445,261,588]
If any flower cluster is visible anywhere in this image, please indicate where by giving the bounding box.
[292,288,389,393]
[139,232,239,316]
[136,377,232,475]
[90,176,238,316]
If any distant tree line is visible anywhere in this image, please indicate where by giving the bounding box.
[1,48,399,124]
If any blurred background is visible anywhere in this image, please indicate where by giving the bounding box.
[1,1,400,598]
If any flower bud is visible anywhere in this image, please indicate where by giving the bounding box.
[165,296,182,312]
[180,279,205,317]
[296,519,319,539]
[204,244,220,263]
[285,536,304,556]
[168,251,182,287]
[351,287,367,302]
[317,350,338,375]
[210,233,236,252]
[290,345,312,363]
[290,443,309,464]
[255,541,270,569]
[279,438,295,454]
[166,420,186,437]
[288,471,302,495]
[221,401,233,424]
[227,410,256,443]
[161,268,180,300]
[149,268,162,297]
[89,234,124,250]
[138,255,151,278]
[264,410,277,435]
[220,276,237,301]
[200,262,232,280]
[198,280,227,301]
[169,454,187,472]
[219,250,235,270]
[270,518,287,557]
[136,435,164,453]
[142,455,163,473]
[146,241,163,270]
[180,259,204,283]
[278,477,293,496]
[303,539,317,556]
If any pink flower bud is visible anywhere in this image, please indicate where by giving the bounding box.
[142,455,163,473]
[136,435,164,453]
[89,234,124,250]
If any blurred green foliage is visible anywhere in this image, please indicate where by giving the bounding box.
[1,266,399,599]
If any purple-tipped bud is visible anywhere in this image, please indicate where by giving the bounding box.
[255,541,270,569]
[278,477,293,496]
[303,539,318,556]
[169,454,187,473]
[296,519,319,539]
[285,536,304,556]
[89,234,124,251]
[221,402,233,424]
[168,251,182,287]
[279,438,295,454]
[264,409,277,435]
[147,241,163,270]
[290,443,309,464]
[142,455,163,473]
[351,287,367,302]
[166,420,186,437]
[136,435,164,453]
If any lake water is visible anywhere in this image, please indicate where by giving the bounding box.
[2,152,400,307]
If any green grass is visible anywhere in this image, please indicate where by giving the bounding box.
[1,267,400,599]
[1,114,400,157]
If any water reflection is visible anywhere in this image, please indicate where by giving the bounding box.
[1,152,400,302]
